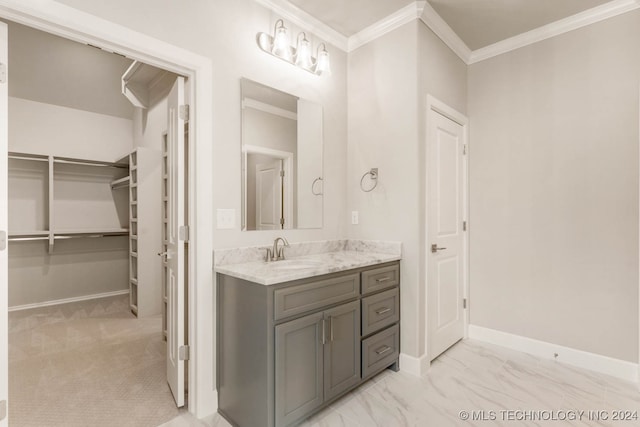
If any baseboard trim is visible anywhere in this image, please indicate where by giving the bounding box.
[468,324,638,382]
[195,389,218,420]
[399,352,430,377]
[8,289,129,312]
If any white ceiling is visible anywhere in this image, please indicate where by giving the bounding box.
[288,0,415,36]
[427,0,611,50]
[283,0,616,50]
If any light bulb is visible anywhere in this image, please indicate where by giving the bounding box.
[272,20,291,60]
[315,45,331,76]
[295,33,312,69]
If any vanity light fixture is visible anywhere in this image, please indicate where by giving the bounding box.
[256,20,331,76]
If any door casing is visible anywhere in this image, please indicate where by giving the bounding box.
[0,1,215,418]
[424,94,470,363]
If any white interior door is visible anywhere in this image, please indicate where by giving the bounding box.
[256,159,283,230]
[0,21,7,426]
[428,109,466,361]
[166,76,186,407]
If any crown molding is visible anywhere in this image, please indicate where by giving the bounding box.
[254,0,349,51]
[347,1,426,52]
[419,1,471,64]
[255,0,640,63]
[469,0,640,64]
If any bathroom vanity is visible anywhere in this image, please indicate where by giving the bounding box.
[215,245,400,427]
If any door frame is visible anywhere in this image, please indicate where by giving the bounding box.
[243,144,294,230]
[424,94,470,361]
[0,0,215,418]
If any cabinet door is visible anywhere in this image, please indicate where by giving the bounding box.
[324,300,361,401]
[275,312,324,427]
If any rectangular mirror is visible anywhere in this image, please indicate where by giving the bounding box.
[241,78,323,230]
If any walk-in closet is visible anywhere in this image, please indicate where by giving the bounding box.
[4,19,186,426]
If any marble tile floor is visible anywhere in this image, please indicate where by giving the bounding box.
[168,339,640,427]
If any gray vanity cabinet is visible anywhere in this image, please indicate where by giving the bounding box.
[275,300,360,427]
[217,261,400,427]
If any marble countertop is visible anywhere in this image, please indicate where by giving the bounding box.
[215,250,400,285]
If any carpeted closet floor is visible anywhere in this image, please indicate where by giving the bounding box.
[8,294,180,427]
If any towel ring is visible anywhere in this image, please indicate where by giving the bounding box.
[311,177,323,196]
[360,168,378,192]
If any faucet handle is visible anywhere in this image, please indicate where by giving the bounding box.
[264,248,273,262]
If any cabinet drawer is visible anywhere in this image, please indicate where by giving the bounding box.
[274,273,360,321]
[362,324,399,378]
[362,288,399,336]
[361,264,399,295]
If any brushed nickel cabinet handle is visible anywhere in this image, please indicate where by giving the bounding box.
[375,276,391,283]
[321,319,326,345]
[375,307,391,315]
[375,346,392,355]
[330,317,334,341]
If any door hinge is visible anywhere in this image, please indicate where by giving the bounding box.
[463,145,467,155]
[179,345,190,361]
[463,298,467,309]
[179,104,190,121]
[0,399,6,421]
[0,63,6,84]
[463,221,467,232]
[280,170,285,177]
[179,225,189,242]
[280,217,285,226]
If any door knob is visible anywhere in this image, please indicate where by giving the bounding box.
[431,244,447,253]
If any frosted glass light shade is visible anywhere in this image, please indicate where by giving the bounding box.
[295,37,312,69]
[315,49,331,76]
[272,24,291,60]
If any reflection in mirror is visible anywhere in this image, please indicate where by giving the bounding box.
[241,78,323,230]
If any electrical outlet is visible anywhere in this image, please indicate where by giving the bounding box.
[217,209,235,229]
[351,211,359,225]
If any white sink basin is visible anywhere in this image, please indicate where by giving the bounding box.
[270,259,324,270]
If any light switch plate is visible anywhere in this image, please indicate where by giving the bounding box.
[0,230,6,251]
[0,400,6,421]
[217,209,235,229]
[351,211,359,225]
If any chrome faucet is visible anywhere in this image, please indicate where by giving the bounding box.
[265,237,290,262]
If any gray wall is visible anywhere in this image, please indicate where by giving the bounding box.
[348,20,468,359]
[468,11,640,362]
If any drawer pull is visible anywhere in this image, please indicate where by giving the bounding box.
[375,345,392,356]
[375,307,391,315]
[375,276,391,283]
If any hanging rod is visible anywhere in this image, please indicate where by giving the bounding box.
[111,176,130,190]
[8,236,49,242]
[54,233,128,240]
